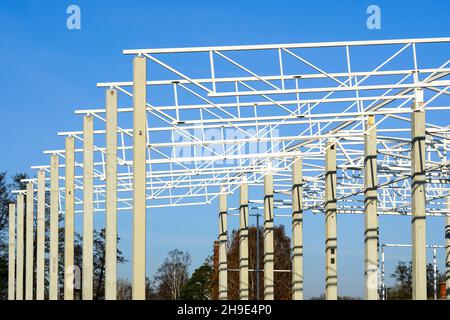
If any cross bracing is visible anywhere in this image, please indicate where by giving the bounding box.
[14,37,450,216]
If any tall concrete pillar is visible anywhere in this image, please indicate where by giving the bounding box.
[82,115,94,300]
[64,136,75,300]
[445,196,450,300]
[49,154,59,300]
[105,88,118,300]
[25,182,34,300]
[8,203,16,300]
[36,169,46,300]
[411,91,427,300]
[364,115,379,300]
[264,167,274,300]
[325,140,338,300]
[239,177,249,300]
[16,194,24,300]
[292,157,303,300]
[132,56,147,300]
[218,186,228,300]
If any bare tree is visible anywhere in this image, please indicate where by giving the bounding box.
[153,249,191,300]
[117,278,132,300]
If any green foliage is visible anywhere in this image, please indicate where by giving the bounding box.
[387,260,440,299]
[180,264,213,300]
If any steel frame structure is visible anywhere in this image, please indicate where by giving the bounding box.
[6,37,450,300]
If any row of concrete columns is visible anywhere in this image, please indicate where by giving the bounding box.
[216,104,448,300]
[6,56,147,300]
[6,89,121,300]
[4,60,448,301]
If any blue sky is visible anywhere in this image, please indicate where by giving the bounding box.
[1,0,449,298]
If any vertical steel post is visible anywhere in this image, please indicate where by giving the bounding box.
[218,186,228,300]
[64,136,75,300]
[82,115,94,300]
[16,194,24,300]
[256,213,260,300]
[239,177,249,300]
[292,157,303,300]
[36,169,46,300]
[446,196,450,300]
[433,247,437,300]
[132,55,147,300]
[264,164,274,300]
[364,115,379,300]
[325,140,338,300]
[25,182,34,300]
[8,203,16,300]
[105,88,118,300]
[411,90,427,300]
[381,246,385,300]
[49,154,59,300]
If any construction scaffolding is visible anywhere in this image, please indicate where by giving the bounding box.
[6,37,450,300]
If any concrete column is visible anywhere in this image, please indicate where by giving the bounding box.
[105,88,118,300]
[445,196,450,300]
[292,157,303,300]
[16,194,24,300]
[82,115,94,300]
[25,182,34,300]
[411,92,427,300]
[325,140,338,300]
[132,56,147,300]
[364,115,379,300]
[264,167,274,300]
[64,136,75,300]
[49,154,59,300]
[8,203,16,300]
[218,186,228,300]
[239,177,249,300]
[36,169,46,300]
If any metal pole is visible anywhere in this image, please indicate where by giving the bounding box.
[239,176,249,300]
[411,89,427,300]
[82,115,94,300]
[381,245,385,300]
[25,182,34,300]
[218,186,228,300]
[49,154,59,300]
[264,163,274,300]
[446,196,450,300]
[292,157,303,300]
[16,194,24,300]
[433,247,437,300]
[256,213,260,301]
[64,136,75,300]
[325,140,338,300]
[364,115,379,300]
[105,88,118,300]
[8,203,16,300]
[36,169,46,300]
[132,55,147,300]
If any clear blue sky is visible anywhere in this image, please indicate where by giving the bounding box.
[1,0,449,298]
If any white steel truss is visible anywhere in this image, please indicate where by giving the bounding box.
[14,37,450,218]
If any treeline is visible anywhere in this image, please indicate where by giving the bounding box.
[139,226,293,300]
